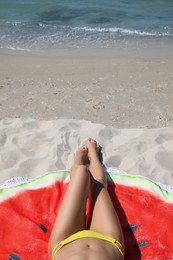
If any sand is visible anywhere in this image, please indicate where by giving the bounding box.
[0,53,173,187]
[0,118,173,187]
[0,54,173,128]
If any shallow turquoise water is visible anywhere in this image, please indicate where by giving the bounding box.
[0,0,173,51]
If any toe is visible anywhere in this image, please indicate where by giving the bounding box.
[88,138,96,143]
[82,146,88,153]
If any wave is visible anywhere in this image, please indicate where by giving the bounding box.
[73,26,172,37]
[0,23,172,52]
[1,20,173,37]
[0,46,31,52]
[2,20,172,37]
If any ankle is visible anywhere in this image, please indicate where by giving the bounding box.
[89,152,100,162]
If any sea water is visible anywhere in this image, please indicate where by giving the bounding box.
[0,0,173,54]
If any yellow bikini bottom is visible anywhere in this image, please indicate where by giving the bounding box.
[52,230,124,259]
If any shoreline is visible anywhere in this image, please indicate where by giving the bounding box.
[1,36,173,59]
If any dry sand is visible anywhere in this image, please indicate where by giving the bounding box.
[0,53,173,187]
[0,118,173,186]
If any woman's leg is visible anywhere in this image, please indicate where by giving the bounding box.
[48,146,90,258]
[87,138,125,255]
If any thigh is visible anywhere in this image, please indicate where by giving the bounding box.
[89,183,125,248]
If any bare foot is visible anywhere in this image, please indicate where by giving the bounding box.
[87,138,107,188]
[73,146,88,166]
[87,138,99,162]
